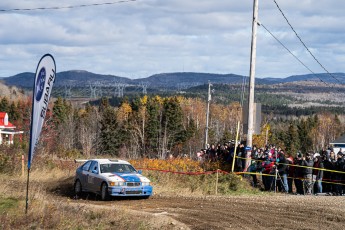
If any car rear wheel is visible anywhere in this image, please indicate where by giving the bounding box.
[74,180,82,197]
[101,182,110,201]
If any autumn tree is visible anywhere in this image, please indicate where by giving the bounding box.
[77,104,100,157]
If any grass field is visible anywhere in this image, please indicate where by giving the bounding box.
[0,159,255,229]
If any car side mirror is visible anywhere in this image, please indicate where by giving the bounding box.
[137,170,142,174]
[92,169,98,174]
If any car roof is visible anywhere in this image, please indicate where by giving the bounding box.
[88,159,131,164]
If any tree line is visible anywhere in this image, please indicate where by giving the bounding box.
[0,95,344,159]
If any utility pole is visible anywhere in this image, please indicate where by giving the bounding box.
[204,81,212,149]
[246,0,259,168]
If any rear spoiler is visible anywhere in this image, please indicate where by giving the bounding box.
[74,159,88,164]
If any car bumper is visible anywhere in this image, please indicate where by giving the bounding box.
[108,185,153,196]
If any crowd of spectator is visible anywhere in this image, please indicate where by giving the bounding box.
[197,141,345,195]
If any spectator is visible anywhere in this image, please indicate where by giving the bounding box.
[302,153,314,195]
[277,151,288,193]
[294,153,304,195]
[206,144,217,162]
[262,152,274,191]
[313,155,324,194]
[334,152,344,196]
[322,154,334,194]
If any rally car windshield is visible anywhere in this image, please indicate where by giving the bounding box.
[100,163,136,174]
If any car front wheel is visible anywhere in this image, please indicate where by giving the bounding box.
[101,182,110,201]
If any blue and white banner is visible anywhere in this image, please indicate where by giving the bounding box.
[28,54,56,169]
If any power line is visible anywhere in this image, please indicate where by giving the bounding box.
[260,22,330,87]
[0,0,136,12]
[273,0,344,85]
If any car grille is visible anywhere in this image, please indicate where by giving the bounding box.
[126,191,142,195]
[126,182,141,187]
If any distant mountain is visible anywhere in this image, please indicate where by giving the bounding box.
[0,81,25,99]
[2,70,345,89]
[3,70,132,88]
[256,73,345,85]
[131,72,247,88]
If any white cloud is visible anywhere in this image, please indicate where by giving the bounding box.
[0,0,344,79]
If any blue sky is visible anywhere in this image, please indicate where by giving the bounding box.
[0,0,344,79]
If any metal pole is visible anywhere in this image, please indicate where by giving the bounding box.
[246,0,259,168]
[25,168,30,214]
[205,82,211,149]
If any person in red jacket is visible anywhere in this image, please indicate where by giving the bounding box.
[262,152,275,191]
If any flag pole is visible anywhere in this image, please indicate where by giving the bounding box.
[24,53,56,214]
[25,168,30,214]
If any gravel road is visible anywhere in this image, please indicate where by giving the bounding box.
[72,194,345,230]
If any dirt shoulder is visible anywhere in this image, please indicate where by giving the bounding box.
[71,194,345,230]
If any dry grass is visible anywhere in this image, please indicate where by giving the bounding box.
[0,168,155,230]
[0,157,257,229]
[145,170,259,197]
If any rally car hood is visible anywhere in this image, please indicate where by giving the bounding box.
[103,172,150,183]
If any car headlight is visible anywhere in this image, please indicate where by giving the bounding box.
[142,182,151,186]
[108,181,125,187]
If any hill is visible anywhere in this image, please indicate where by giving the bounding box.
[0,81,26,100]
[3,70,132,88]
[3,71,345,90]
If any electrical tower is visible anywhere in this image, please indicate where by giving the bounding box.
[64,84,73,99]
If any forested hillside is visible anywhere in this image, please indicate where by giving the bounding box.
[1,94,344,160]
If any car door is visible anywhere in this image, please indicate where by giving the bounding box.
[79,160,92,191]
[87,161,100,192]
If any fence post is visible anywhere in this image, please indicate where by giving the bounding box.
[215,169,219,195]
[22,154,25,177]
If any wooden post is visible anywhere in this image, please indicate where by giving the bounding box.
[246,0,259,169]
[215,169,219,195]
[22,155,25,177]
[204,82,211,149]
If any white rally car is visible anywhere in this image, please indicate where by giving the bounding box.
[74,159,152,200]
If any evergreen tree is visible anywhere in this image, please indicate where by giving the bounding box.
[162,97,186,150]
[52,97,68,126]
[297,119,313,153]
[145,97,161,153]
[286,122,300,155]
[186,118,197,140]
[98,97,110,113]
[0,97,10,112]
[99,107,128,155]
[8,101,20,121]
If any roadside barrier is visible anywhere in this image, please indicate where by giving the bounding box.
[235,155,345,175]
[234,155,345,186]
[236,171,345,186]
[138,166,345,187]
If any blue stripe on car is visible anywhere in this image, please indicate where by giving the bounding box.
[114,173,141,182]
